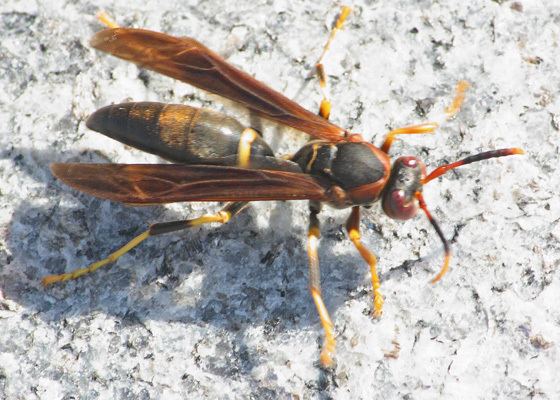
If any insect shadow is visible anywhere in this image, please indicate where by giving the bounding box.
[2,146,390,375]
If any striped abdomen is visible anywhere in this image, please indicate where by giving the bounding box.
[86,102,274,165]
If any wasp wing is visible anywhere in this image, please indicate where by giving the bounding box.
[51,163,329,204]
[91,28,346,142]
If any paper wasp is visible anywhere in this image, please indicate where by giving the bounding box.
[43,8,523,367]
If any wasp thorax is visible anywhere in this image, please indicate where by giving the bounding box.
[382,156,426,220]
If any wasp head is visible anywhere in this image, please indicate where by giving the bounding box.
[381,156,426,220]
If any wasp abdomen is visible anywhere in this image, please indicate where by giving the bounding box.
[86,102,274,164]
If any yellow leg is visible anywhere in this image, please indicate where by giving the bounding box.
[380,123,439,153]
[237,128,259,168]
[311,288,335,367]
[42,230,150,285]
[380,80,470,154]
[316,64,331,120]
[42,202,248,286]
[44,10,123,285]
[96,10,120,29]
[316,6,352,120]
[346,206,383,318]
[307,203,336,367]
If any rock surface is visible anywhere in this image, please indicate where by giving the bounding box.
[1,1,558,398]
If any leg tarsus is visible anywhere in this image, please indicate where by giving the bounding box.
[317,6,352,65]
[346,206,383,318]
[311,288,336,367]
[380,80,470,154]
[315,6,352,120]
[380,122,439,153]
[41,230,150,286]
[307,202,336,367]
[42,202,248,286]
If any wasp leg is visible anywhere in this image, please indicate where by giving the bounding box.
[307,201,336,367]
[237,128,259,168]
[42,202,249,286]
[380,80,470,154]
[346,206,383,317]
[380,122,440,154]
[316,6,351,120]
[96,10,120,28]
[282,31,345,161]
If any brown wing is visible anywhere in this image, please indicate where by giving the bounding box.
[90,28,347,142]
[51,163,329,204]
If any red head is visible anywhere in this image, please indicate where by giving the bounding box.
[381,156,426,220]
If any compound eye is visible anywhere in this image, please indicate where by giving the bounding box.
[382,189,418,220]
[400,156,418,168]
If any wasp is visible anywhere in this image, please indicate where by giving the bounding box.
[43,8,523,367]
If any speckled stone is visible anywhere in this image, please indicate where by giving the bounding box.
[1,1,558,399]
